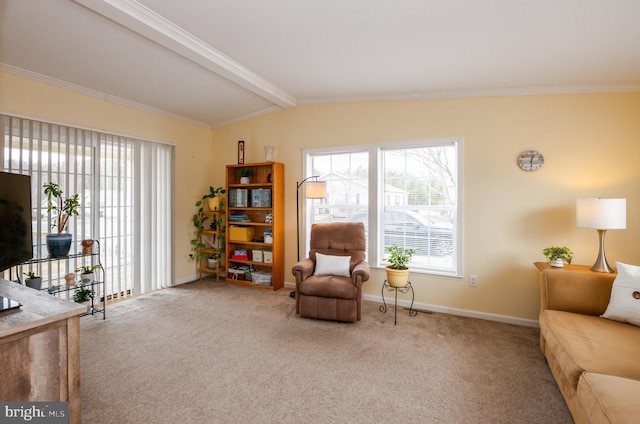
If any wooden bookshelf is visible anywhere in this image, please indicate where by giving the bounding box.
[226,162,284,290]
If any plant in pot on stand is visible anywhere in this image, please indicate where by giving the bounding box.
[207,249,222,269]
[385,244,416,287]
[190,188,225,266]
[199,186,226,211]
[23,271,42,290]
[76,264,100,286]
[43,182,80,257]
[72,286,95,304]
[542,246,574,268]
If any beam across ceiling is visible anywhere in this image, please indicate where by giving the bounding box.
[73,0,297,109]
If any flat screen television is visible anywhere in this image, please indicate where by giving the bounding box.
[0,172,33,272]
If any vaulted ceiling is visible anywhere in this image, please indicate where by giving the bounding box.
[2,0,640,128]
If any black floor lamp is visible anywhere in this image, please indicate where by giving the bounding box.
[296,176,327,261]
[291,176,327,300]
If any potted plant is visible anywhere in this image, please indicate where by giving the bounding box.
[239,168,252,184]
[76,264,100,285]
[43,182,80,257]
[189,212,207,264]
[542,246,574,268]
[190,187,225,264]
[385,244,416,287]
[210,216,225,231]
[23,271,42,290]
[207,250,221,269]
[72,286,95,304]
[198,186,226,211]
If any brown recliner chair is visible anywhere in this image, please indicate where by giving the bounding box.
[292,222,370,322]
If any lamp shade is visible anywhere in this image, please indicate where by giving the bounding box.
[576,198,626,230]
[305,181,327,199]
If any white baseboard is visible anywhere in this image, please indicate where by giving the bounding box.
[174,275,198,286]
[285,281,539,328]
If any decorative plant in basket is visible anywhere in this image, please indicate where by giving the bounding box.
[43,182,80,257]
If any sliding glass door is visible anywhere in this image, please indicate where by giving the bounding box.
[1,114,174,299]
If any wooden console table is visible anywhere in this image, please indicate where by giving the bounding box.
[0,277,86,424]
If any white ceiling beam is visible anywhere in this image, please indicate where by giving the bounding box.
[73,0,297,109]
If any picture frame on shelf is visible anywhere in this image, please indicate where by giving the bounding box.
[238,140,245,164]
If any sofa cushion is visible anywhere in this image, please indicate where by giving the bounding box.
[540,310,640,390]
[577,372,640,424]
[601,262,640,327]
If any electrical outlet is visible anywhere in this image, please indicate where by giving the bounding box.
[469,275,478,287]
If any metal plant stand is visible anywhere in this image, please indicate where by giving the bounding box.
[380,280,417,325]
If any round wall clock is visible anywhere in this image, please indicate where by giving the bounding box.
[518,150,544,172]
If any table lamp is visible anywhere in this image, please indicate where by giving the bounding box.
[576,198,626,273]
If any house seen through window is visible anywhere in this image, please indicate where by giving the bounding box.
[304,138,461,276]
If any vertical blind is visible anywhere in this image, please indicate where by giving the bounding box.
[1,114,174,298]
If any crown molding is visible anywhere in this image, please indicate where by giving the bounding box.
[1,63,212,128]
[73,0,297,109]
[299,83,640,105]
[210,105,283,129]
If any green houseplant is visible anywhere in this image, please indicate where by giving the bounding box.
[72,286,95,303]
[239,168,252,184]
[23,271,42,290]
[190,212,207,263]
[542,246,574,268]
[198,186,226,211]
[385,244,416,287]
[43,182,80,257]
[207,249,222,269]
[76,264,100,285]
[190,187,225,264]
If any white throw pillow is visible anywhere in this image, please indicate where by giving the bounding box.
[313,253,351,277]
[601,262,640,327]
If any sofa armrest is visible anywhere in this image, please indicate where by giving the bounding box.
[352,261,370,284]
[292,258,315,284]
[538,264,616,316]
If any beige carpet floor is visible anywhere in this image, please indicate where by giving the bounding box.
[80,280,572,424]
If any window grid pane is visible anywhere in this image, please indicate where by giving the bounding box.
[306,139,460,276]
[382,145,457,272]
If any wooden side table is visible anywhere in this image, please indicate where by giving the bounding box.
[534,261,596,273]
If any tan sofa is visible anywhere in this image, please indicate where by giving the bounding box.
[537,262,640,424]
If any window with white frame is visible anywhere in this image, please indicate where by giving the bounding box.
[304,138,461,276]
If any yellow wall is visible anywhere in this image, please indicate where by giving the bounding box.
[0,71,213,283]
[212,93,640,321]
[3,69,638,322]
